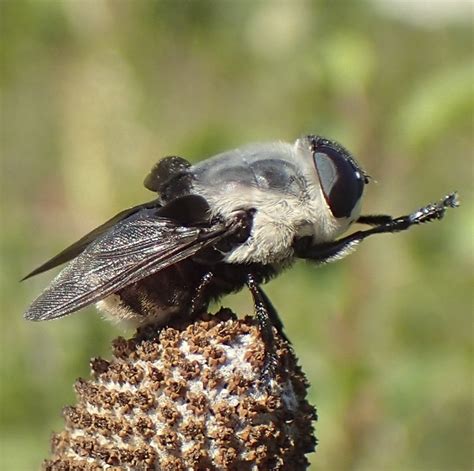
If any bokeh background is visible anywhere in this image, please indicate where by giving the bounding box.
[1,1,473,469]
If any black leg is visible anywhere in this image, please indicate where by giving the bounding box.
[246,274,282,378]
[190,271,214,317]
[296,192,459,263]
[254,285,291,344]
[357,214,393,226]
[247,274,275,346]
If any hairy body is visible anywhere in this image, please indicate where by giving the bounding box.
[23,135,458,336]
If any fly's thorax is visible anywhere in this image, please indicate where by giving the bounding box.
[200,186,347,265]
[191,137,362,264]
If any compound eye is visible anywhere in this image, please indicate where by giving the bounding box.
[314,147,364,218]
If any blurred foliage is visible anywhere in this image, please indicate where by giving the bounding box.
[1,0,472,469]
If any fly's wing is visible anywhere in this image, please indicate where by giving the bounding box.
[24,209,230,321]
[22,199,161,281]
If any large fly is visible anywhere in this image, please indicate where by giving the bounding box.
[23,135,459,350]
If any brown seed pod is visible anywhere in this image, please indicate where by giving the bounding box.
[44,309,317,470]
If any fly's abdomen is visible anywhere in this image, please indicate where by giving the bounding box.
[96,260,206,327]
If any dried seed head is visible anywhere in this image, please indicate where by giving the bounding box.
[44,309,317,470]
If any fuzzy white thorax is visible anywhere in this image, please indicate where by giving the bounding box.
[193,139,359,266]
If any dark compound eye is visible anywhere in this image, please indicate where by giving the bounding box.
[313,146,365,218]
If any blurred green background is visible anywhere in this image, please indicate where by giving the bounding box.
[1,1,472,469]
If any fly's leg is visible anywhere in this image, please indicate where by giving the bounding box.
[246,274,290,380]
[254,284,291,344]
[296,192,459,263]
[190,271,214,318]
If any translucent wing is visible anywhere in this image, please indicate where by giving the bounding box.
[21,199,161,280]
[24,208,230,321]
